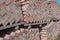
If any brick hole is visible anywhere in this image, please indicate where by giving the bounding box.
[0,27,16,37]
[50,20,52,22]
[15,0,20,2]
[12,21,15,24]
[17,20,20,23]
[7,22,10,25]
[47,2,50,5]
[0,24,3,27]
[31,25,39,28]
[41,23,47,27]
[49,6,51,8]
[19,25,28,29]
[53,19,59,22]
[29,21,31,23]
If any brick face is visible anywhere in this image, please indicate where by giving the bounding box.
[0,0,60,40]
[4,28,40,40]
[27,28,40,40]
[0,22,60,40]
[23,0,60,23]
[0,0,60,24]
[40,22,60,40]
[0,0,23,26]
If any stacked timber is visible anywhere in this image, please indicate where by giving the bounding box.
[23,0,60,23]
[0,0,23,26]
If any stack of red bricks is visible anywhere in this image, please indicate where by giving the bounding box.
[0,28,40,40]
[0,0,60,25]
[40,22,60,40]
[23,0,60,23]
[0,0,23,26]
[0,22,60,40]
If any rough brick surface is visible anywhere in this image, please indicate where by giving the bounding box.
[3,28,40,40]
[27,28,40,40]
[23,0,60,23]
[40,22,60,40]
[0,0,23,26]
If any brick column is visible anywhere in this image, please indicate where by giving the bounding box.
[40,22,58,40]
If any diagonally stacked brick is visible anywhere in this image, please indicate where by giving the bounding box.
[23,0,60,23]
[27,28,40,40]
[0,21,60,40]
[3,28,40,40]
[0,0,23,26]
[0,0,60,25]
[40,22,60,40]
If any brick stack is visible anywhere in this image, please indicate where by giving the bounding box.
[40,22,60,40]
[0,0,60,24]
[27,28,40,40]
[1,28,40,40]
[56,21,60,34]
[23,0,60,23]
[0,0,23,26]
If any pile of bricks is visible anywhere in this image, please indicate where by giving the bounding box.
[0,21,59,40]
[0,0,60,25]
[40,22,60,40]
[0,0,60,40]
[0,0,23,26]
[23,0,60,23]
[0,28,40,40]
